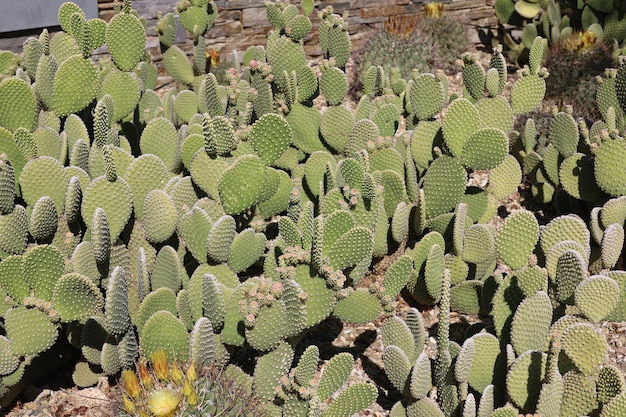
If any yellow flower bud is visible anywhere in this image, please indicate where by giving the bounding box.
[151,350,169,381]
[138,360,152,388]
[185,362,197,383]
[123,395,136,414]
[171,362,184,385]
[183,379,198,406]
[122,369,141,399]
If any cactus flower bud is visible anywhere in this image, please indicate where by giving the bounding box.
[122,369,141,399]
[151,350,169,381]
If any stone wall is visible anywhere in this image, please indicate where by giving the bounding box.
[0,0,498,63]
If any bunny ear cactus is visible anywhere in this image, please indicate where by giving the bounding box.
[106,1,146,71]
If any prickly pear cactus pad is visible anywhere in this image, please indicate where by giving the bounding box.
[218,155,267,215]
[106,8,146,71]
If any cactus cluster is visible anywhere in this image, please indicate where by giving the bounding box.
[0,0,626,416]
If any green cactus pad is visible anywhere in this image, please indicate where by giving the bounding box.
[320,67,348,106]
[28,195,58,241]
[178,207,211,263]
[450,280,482,315]
[139,117,179,173]
[22,244,64,301]
[205,214,235,264]
[320,105,354,153]
[328,226,373,271]
[462,54,486,100]
[202,273,228,331]
[600,390,626,417]
[0,336,19,377]
[540,215,590,255]
[462,224,496,264]
[142,189,178,244]
[561,322,607,376]
[410,73,445,120]
[104,266,130,337]
[135,287,178,334]
[467,332,500,393]
[124,154,171,220]
[5,306,58,356]
[550,111,579,158]
[594,137,626,196]
[555,249,587,304]
[150,245,182,292]
[52,272,104,323]
[511,74,546,115]
[460,127,508,170]
[0,129,26,198]
[19,156,68,214]
[99,70,141,121]
[606,271,626,322]
[81,176,132,242]
[560,369,599,417]
[249,113,292,165]
[381,315,419,363]
[495,209,539,270]
[600,196,626,230]
[475,96,514,133]
[258,169,293,219]
[317,351,353,401]
[545,241,587,285]
[294,344,319,388]
[410,120,442,173]
[506,350,547,412]
[228,228,266,273]
[510,291,552,355]
[294,265,335,328]
[189,316,215,367]
[218,155,266,215]
[559,152,601,201]
[344,118,379,158]
[574,275,620,322]
[106,11,145,71]
[334,288,381,324]
[267,36,306,86]
[0,256,29,302]
[324,382,377,417]
[245,301,288,352]
[52,55,98,116]
[443,98,480,159]
[140,310,189,362]
[422,155,467,219]
[382,255,413,299]
[0,78,36,133]
[286,103,325,154]
[253,340,294,402]
[597,364,626,405]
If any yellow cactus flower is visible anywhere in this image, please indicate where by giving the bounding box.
[123,395,136,414]
[148,389,180,417]
[171,362,184,385]
[183,379,198,406]
[122,369,141,399]
[151,350,169,381]
[138,360,152,388]
[424,2,444,18]
[185,362,197,383]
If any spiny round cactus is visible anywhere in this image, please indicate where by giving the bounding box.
[545,37,615,117]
